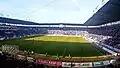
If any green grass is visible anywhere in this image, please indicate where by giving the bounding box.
[0,36,103,57]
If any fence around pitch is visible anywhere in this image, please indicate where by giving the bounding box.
[17,50,116,62]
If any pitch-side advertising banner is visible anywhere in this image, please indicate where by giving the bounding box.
[62,62,71,67]
[36,59,62,67]
[103,60,110,65]
[80,62,93,67]
[36,59,111,67]
[71,63,81,67]
[92,61,104,67]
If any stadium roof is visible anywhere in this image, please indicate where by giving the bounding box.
[84,0,120,26]
[0,17,40,25]
[0,17,84,26]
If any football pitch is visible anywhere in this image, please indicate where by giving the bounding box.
[0,36,103,57]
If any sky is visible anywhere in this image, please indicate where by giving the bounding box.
[0,0,109,24]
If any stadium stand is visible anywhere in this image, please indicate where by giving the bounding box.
[86,23,120,50]
[0,0,120,67]
[0,21,120,67]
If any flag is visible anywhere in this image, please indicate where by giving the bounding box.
[102,0,104,2]
[63,48,67,58]
[93,10,95,13]
[68,53,72,59]
[45,53,48,56]
[95,5,99,10]
[56,54,60,60]
[0,13,4,16]
[6,15,9,17]
[102,0,105,5]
